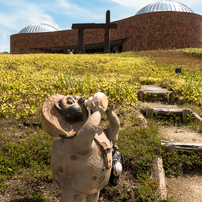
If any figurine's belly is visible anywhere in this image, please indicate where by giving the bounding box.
[51,129,112,194]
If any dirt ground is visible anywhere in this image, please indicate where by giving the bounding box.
[159,125,202,202]
[166,174,202,202]
[142,102,202,202]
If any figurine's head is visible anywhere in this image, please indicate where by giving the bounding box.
[54,95,88,123]
[41,94,89,138]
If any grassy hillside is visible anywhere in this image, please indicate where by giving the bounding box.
[1,49,202,120]
[1,49,202,201]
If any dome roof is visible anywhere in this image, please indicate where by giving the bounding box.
[136,0,194,15]
[19,23,58,33]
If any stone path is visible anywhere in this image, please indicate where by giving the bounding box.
[138,85,202,202]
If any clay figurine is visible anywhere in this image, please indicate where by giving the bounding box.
[41,92,120,202]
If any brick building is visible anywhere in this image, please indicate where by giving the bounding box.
[10,0,202,54]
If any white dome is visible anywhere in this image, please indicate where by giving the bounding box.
[19,23,58,33]
[136,0,194,15]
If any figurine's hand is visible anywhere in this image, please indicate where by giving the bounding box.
[106,99,115,113]
[91,100,104,115]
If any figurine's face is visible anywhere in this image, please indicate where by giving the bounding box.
[55,95,87,123]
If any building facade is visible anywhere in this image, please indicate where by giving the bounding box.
[10,0,202,54]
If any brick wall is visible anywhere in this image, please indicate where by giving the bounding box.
[118,12,202,51]
[10,11,202,54]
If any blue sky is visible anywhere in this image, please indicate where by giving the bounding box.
[0,0,202,52]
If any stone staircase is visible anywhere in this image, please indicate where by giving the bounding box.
[137,85,202,201]
[138,85,202,123]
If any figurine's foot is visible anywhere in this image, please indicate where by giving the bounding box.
[60,190,86,202]
[87,191,100,202]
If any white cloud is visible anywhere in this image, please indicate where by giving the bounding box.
[110,0,151,9]
[20,3,59,29]
[0,29,10,52]
[56,0,71,9]
[110,0,199,10]
[0,0,61,52]
[55,0,103,21]
[0,0,60,32]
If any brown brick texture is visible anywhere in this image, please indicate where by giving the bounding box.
[10,11,202,54]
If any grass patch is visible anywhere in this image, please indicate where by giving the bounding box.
[181,48,202,58]
[162,148,202,176]
[1,50,202,120]
[0,121,53,198]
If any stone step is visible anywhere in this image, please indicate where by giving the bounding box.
[138,85,178,103]
[141,108,193,123]
[161,140,202,153]
[141,107,202,124]
[141,108,185,115]
[141,107,190,116]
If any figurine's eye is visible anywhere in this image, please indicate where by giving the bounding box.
[67,98,74,104]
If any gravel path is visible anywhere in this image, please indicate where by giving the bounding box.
[166,175,202,202]
[159,125,202,144]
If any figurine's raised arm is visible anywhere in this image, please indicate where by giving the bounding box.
[105,99,120,144]
[73,101,104,154]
